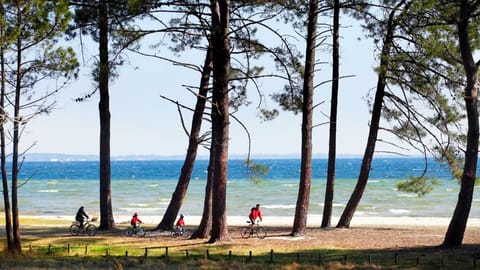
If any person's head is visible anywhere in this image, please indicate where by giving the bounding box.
[133,213,138,217]
[256,204,260,209]
[79,206,84,210]
[180,214,184,218]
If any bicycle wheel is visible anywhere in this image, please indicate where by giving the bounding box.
[171,231,178,238]
[70,224,80,236]
[86,224,97,236]
[256,227,266,239]
[126,227,134,236]
[241,227,251,239]
[137,227,146,237]
[182,230,191,239]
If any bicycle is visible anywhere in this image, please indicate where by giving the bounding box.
[70,218,97,236]
[170,227,191,239]
[126,224,146,237]
[241,220,266,239]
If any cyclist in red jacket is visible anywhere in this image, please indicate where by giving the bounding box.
[248,204,263,225]
[131,213,142,229]
[176,214,185,233]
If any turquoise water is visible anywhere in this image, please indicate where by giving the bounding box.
[8,158,479,219]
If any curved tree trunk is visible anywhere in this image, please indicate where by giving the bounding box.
[208,0,231,243]
[98,0,114,230]
[157,46,213,231]
[322,0,340,228]
[291,0,317,236]
[442,0,479,247]
[336,0,405,228]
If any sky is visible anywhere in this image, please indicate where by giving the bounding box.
[20,16,411,159]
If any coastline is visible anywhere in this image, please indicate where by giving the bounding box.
[16,214,480,228]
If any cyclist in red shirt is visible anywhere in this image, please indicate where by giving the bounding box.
[175,214,185,233]
[248,204,263,225]
[131,213,142,229]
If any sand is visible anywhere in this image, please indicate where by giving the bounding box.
[12,214,480,251]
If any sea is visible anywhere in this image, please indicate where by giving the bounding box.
[5,157,480,221]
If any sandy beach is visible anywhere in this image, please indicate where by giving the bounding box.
[32,214,480,228]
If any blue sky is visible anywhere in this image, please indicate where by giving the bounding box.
[21,16,409,159]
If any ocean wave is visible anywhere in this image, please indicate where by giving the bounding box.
[313,203,345,208]
[263,204,295,209]
[396,193,418,198]
[389,209,411,214]
[128,203,149,207]
[118,207,165,213]
[147,184,159,187]
[281,184,297,187]
[37,189,59,193]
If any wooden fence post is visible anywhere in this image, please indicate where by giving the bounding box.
[205,249,210,260]
[318,254,322,265]
[144,247,148,257]
[84,245,88,255]
[228,250,232,260]
[47,244,51,255]
[270,249,274,263]
[67,244,71,256]
[125,251,128,257]
[394,253,398,264]
[185,249,189,258]
[165,247,168,258]
[249,250,253,261]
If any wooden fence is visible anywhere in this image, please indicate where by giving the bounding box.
[18,243,480,268]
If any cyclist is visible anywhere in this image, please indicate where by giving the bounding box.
[75,206,89,229]
[248,204,262,226]
[175,214,185,233]
[130,213,142,229]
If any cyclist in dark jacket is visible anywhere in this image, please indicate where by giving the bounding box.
[76,206,89,228]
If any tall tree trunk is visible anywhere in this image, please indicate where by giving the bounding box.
[442,0,479,247]
[157,46,213,230]
[191,140,215,239]
[336,0,404,228]
[208,0,231,243]
[98,0,114,230]
[11,2,22,253]
[291,0,318,236]
[0,3,14,251]
[322,0,340,228]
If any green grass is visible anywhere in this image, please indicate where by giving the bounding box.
[2,243,480,269]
